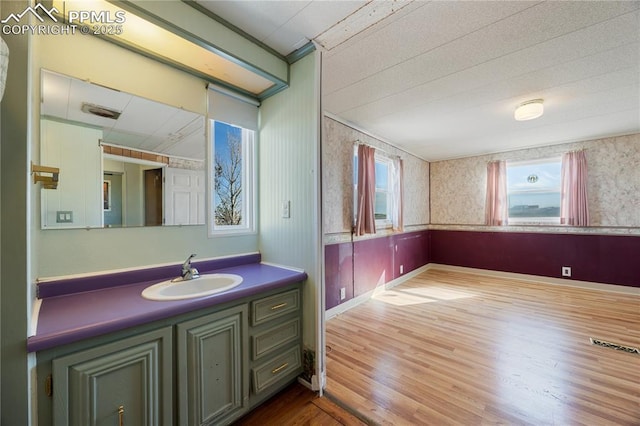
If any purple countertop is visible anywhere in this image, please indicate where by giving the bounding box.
[28,258,306,353]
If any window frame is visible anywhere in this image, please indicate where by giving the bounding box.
[506,156,562,225]
[208,120,257,237]
[373,154,393,228]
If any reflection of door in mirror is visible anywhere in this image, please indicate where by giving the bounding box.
[144,169,163,226]
[165,167,206,225]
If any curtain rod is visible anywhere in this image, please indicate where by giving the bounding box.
[353,140,401,159]
[486,148,587,164]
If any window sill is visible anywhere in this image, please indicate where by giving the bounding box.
[508,218,560,226]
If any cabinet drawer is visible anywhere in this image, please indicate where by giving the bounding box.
[252,318,300,361]
[251,289,299,326]
[251,346,301,394]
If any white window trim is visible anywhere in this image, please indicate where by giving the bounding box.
[506,156,562,226]
[208,122,257,237]
[374,153,393,229]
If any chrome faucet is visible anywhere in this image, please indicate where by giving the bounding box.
[180,254,200,281]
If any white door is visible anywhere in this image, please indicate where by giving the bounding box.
[164,168,205,225]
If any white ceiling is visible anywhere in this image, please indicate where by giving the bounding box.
[41,70,205,160]
[196,0,640,161]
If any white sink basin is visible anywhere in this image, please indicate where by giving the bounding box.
[141,273,243,301]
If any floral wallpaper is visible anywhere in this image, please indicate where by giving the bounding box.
[430,133,640,228]
[322,116,430,237]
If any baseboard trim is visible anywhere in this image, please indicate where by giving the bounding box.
[325,264,430,319]
[426,263,640,295]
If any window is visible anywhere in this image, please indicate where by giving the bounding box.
[506,157,561,224]
[207,85,258,236]
[210,120,255,235]
[374,156,392,223]
[353,148,393,228]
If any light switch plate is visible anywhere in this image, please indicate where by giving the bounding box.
[56,210,73,223]
[281,200,290,218]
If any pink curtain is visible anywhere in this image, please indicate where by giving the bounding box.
[561,150,589,226]
[355,144,376,235]
[485,160,507,226]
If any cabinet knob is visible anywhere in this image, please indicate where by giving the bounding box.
[118,405,124,426]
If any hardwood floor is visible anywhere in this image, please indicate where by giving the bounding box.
[325,268,640,425]
[234,382,368,425]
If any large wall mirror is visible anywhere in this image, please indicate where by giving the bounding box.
[40,69,206,229]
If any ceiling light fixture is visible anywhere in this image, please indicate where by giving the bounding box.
[514,99,544,121]
[49,0,279,97]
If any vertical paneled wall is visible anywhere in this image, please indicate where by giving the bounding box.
[259,53,320,349]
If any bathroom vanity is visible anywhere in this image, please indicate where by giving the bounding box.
[30,253,306,426]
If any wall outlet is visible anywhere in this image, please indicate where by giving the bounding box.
[400,264,404,274]
[562,266,572,277]
[340,287,346,300]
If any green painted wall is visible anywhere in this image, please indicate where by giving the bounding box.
[258,53,321,351]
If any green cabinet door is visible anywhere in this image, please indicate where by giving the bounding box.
[177,305,249,426]
[51,327,173,426]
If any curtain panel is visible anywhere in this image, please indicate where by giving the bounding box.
[560,150,589,226]
[355,144,377,235]
[485,160,507,226]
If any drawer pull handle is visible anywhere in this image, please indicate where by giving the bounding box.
[271,302,287,311]
[118,405,124,426]
[271,362,289,374]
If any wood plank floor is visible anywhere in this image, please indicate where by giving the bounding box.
[234,382,368,425]
[325,269,640,425]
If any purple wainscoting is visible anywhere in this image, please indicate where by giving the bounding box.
[325,230,431,310]
[353,236,395,297]
[430,230,640,287]
[324,242,354,310]
[394,231,430,277]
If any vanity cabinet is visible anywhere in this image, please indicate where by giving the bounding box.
[177,305,248,426]
[249,288,302,406]
[38,283,303,426]
[50,327,173,426]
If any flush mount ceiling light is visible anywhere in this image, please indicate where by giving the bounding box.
[514,99,544,121]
